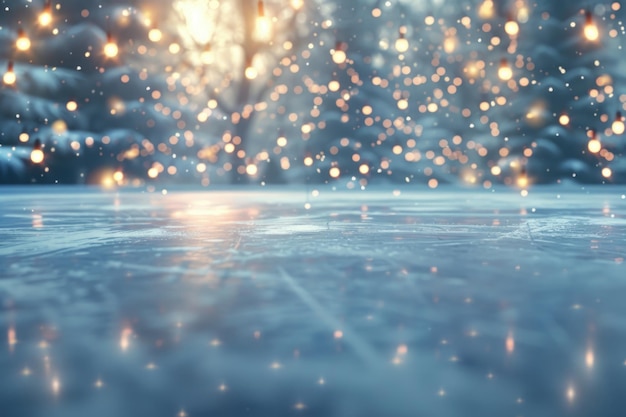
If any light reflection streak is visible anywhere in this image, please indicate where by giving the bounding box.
[7,326,17,351]
[585,347,594,369]
[51,377,61,395]
[506,331,515,354]
[120,327,132,351]
[32,214,43,228]
[566,385,576,402]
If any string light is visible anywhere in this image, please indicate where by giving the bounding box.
[584,10,599,41]
[3,61,16,85]
[254,0,272,41]
[290,0,303,10]
[2,0,624,187]
[612,111,625,135]
[30,139,44,164]
[504,17,520,38]
[148,28,163,43]
[15,29,31,51]
[395,28,409,53]
[38,1,53,26]
[331,41,347,64]
[245,58,258,80]
[104,32,119,58]
[516,168,529,188]
[478,0,495,19]
[498,58,513,81]
[588,130,602,153]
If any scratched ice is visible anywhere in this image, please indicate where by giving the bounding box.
[1,186,626,417]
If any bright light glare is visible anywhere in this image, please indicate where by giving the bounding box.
[254,16,272,41]
[584,23,599,41]
[395,36,409,53]
[30,149,44,164]
[498,64,513,81]
[16,33,31,51]
[104,41,119,58]
[3,70,16,85]
[39,11,52,26]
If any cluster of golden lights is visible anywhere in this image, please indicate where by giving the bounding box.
[4,0,625,187]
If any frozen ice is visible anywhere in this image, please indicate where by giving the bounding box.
[1,186,626,416]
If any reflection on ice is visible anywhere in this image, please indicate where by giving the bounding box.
[0,186,626,416]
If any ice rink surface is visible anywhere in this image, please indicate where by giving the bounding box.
[1,186,626,416]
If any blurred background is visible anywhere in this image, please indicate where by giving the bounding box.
[0,0,624,187]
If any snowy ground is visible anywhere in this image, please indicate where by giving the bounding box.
[1,186,626,417]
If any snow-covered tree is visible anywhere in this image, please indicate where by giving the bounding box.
[0,1,188,184]
[476,0,626,185]
[2,0,626,186]
[145,0,325,184]
[301,0,494,187]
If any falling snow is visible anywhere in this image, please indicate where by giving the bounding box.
[0,1,625,186]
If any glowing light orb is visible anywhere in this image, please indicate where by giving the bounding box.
[443,36,457,53]
[254,16,272,42]
[51,120,68,135]
[113,171,124,183]
[517,7,530,23]
[559,113,570,126]
[331,42,347,64]
[104,41,119,58]
[332,49,346,65]
[588,138,602,153]
[498,59,513,81]
[245,66,258,80]
[328,80,340,92]
[291,0,303,9]
[101,176,115,188]
[504,20,520,37]
[30,149,44,164]
[66,100,78,112]
[478,0,495,19]
[3,70,16,85]
[395,34,409,53]
[612,112,625,134]
[148,28,163,43]
[16,31,31,51]
[38,11,52,26]
[516,174,529,188]
[602,167,612,178]
[584,23,599,41]
[584,12,599,41]
[246,164,258,176]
